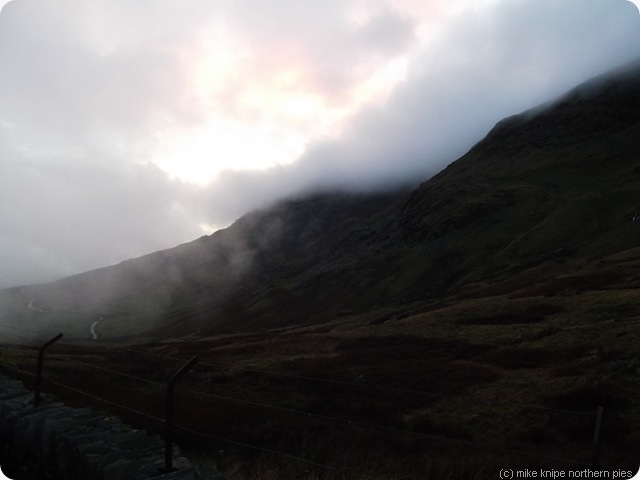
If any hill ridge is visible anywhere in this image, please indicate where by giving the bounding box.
[3,57,640,338]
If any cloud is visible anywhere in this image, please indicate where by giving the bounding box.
[0,0,205,152]
[198,0,640,223]
[0,0,639,288]
[0,138,204,288]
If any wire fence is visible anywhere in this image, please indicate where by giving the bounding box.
[0,324,627,478]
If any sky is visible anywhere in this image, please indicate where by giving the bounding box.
[1,0,640,289]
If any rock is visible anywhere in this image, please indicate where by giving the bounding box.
[0,374,225,480]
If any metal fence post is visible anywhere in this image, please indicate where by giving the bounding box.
[589,406,605,469]
[163,355,198,473]
[34,333,63,407]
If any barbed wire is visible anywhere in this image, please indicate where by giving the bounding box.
[42,374,166,424]
[3,342,594,468]
[1,361,591,470]
[73,339,598,418]
[180,385,589,467]
[0,332,614,425]
[32,373,369,479]
[0,332,618,474]
[51,354,167,388]
[0,362,36,377]
[1,366,590,474]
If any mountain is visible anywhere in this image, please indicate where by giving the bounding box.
[3,58,640,340]
[3,61,640,477]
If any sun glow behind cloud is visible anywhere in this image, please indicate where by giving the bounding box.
[153,120,307,184]
[150,67,411,185]
[142,11,414,185]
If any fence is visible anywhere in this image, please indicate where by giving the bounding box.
[0,373,221,480]
[0,324,633,480]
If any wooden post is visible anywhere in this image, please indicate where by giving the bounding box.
[589,406,604,469]
[34,333,63,407]
[163,356,198,473]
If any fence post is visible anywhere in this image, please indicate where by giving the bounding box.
[34,333,63,407]
[589,406,604,469]
[163,355,198,473]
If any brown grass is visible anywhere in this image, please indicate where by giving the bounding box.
[2,284,639,478]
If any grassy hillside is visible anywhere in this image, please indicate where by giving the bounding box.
[2,273,638,478]
[1,58,640,479]
[2,58,640,341]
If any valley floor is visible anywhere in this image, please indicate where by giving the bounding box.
[1,280,639,479]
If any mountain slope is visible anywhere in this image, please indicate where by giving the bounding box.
[4,58,640,339]
[386,60,640,292]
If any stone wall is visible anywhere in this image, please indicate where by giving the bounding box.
[0,375,224,480]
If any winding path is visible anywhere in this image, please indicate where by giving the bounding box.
[90,317,104,340]
[27,298,47,313]
[26,297,104,340]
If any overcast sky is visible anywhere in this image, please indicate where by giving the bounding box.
[1,0,640,289]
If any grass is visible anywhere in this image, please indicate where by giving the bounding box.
[2,60,640,479]
[2,275,639,479]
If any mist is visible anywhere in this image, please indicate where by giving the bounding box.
[1,0,640,288]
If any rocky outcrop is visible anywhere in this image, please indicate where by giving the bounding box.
[0,375,223,480]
